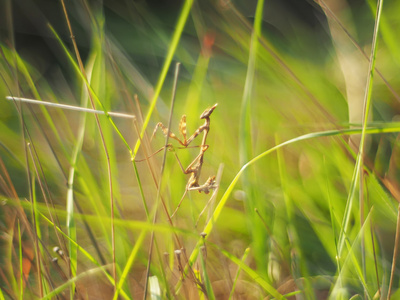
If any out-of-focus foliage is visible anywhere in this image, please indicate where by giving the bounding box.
[1,0,400,299]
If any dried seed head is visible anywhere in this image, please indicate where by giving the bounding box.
[53,246,63,257]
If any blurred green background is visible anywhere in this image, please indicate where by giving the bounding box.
[1,0,400,299]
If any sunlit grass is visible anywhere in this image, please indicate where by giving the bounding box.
[1,0,400,299]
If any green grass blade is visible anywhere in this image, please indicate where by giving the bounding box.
[239,0,267,277]
[48,25,131,153]
[132,0,194,157]
[325,156,341,272]
[18,220,23,300]
[276,135,314,299]
[38,212,131,300]
[42,266,107,300]
[367,0,400,66]
[228,247,250,300]
[187,125,400,274]
[337,0,384,257]
[332,210,375,299]
[113,230,147,300]
[199,249,216,300]
[213,245,284,299]
[239,0,264,168]
[65,50,94,300]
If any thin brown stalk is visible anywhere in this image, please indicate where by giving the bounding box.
[105,39,137,114]
[133,63,205,296]
[0,267,13,298]
[254,208,286,264]
[0,55,35,243]
[106,37,187,295]
[134,95,145,125]
[28,104,67,179]
[0,158,18,198]
[24,133,69,263]
[4,36,36,280]
[132,106,181,298]
[2,77,72,291]
[132,94,183,251]
[223,2,337,126]
[0,173,13,198]
[317,0,400,103]
[143,63,180,300]
[3,90,78,267]
[26,143,66,294]
[108,31,206,295]
[59,0,117,289]
[26,143,43,298]
[132,117,175,298]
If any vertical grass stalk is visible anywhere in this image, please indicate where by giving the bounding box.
[238,0,266,276]
[337,0,384,257]
[132,0,194,157]
[18,220,23,300]
[59,0,118,290]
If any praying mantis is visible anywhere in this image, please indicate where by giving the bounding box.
[147,103,218,217]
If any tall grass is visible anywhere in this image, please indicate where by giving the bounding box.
[1,0,400,299]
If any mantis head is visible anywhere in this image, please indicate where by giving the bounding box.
[200,103,218,119]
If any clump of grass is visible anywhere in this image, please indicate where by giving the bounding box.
[1,0,400,299]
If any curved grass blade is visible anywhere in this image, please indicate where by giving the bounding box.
[185,125,400,284]
[211,244,284,299]
[38,212,131,300]
[42,266,108,300]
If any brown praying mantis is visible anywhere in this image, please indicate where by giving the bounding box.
[143,103,218,217]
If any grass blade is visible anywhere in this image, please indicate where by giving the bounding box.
[337,0,384,257]
[228,247,250,300]
[132,0,194,157]
[213,245,284,299]
[239,0,267,278]
[187,125,400,280]
[388,204,400,298]
[18,220,23,300]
